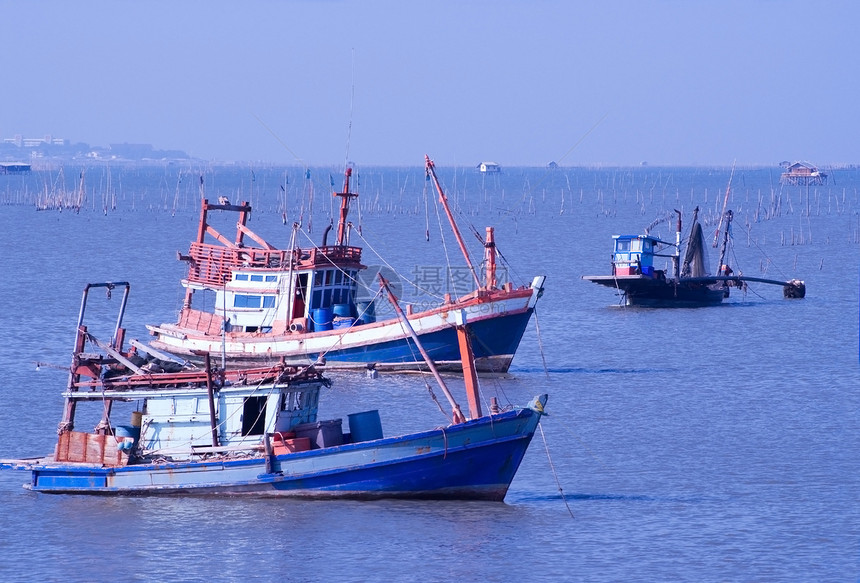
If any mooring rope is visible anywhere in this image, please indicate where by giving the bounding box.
[532,307,550,379]
[539,423,574,519]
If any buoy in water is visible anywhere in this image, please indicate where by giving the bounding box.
[783,279,806,299]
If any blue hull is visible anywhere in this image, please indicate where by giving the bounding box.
[11,399,546,500]
[212,308,535,373]
[319,308,534,371]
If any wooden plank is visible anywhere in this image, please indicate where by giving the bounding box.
[66,431,88,463]
[87,335,146,375]
[85,433,105,463]
[129,339,194,366]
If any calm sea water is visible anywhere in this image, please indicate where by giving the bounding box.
[0,163,858,581]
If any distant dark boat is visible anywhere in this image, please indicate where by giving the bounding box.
[0,162,31,175]
[582,208,806,307]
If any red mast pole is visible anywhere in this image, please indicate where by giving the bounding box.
[334,168,358,246]
[484,226,497,289]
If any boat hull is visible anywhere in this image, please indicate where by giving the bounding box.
[7,402,544,499]
[149,282,543,373]
[583,275,727,307]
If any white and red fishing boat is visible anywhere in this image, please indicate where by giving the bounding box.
[147,156,545,373]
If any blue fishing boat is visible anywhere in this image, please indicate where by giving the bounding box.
[146,156,545,373]
[1,282,547,498]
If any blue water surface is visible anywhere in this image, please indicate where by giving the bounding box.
[0,163,857,582]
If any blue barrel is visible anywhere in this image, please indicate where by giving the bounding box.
[312,307,333,331]
[114,425,140,439]
[332,317,355,329]
[355,300,376,324]
[348,410,383,443]
[333,303,353,318]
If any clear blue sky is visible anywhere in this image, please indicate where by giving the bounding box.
[2,1,857,167]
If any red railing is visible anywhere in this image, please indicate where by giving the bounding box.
[185,243,363,286]
[72,364,323,392]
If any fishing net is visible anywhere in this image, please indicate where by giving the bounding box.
[680,222,710,277]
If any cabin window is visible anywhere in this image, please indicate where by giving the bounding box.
[265,275,277,282]
[241,396,268,436]
[234,274,249,281]
[262,296,275,308]
[323,289,333,307]
[312,290,322,308]
[280,392,297,412]
[324,270,334,286]
[314,271,325,286]
[334,271,343,285]
[250,274,263,282]
[234,295,262,308]
[617,240,630,252]
[196,398,210,414]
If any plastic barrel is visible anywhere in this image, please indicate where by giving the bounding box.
[332,317,355,329]
[355,300,376,324]
[312,307,333,331]
[332,303,353,318]
[114,425,140,439]
[348,410,383,443]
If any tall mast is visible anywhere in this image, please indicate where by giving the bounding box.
[673,209,682,281]
[425,155,482,290]
[713,162,735,247]
[716,210,733,276]
[484,227,497,289]
[333,167,358,246]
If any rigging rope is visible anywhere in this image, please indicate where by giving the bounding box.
[533,307,550,379]
[430,175,459,296]
[352,229,446,301]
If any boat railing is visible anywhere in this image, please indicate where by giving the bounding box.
[185,242,291,285]
[69,363,321,392]
[307,245,363,265]
[185,242,363,286]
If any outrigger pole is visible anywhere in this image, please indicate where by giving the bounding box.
[425,155,482,290]
[378,275,467,424]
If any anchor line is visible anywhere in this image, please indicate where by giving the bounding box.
[539,423,574,519]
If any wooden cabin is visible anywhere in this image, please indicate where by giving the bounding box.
[780,161,827,185]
